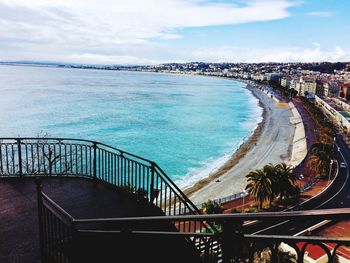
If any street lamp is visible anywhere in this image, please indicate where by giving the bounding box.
[328,160,334,184]
[299,174,304,191]
[242,189,248,212]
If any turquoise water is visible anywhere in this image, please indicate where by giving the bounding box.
[0,65,262,188]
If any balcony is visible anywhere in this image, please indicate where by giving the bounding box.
[1,138,350,263]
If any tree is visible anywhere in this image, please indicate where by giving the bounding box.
[275,163,299,202]
[202,200,224,214]
[290,88,298,97]
[262,163,277,206]
[245,168,272,209]
[308,143,334,176]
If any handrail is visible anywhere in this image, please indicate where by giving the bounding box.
[37,188,350,263]
[74,207,350,224]
[0,137,203,218]
[41,191,76,223]
[153,163,200,214]
[0,137,154,163]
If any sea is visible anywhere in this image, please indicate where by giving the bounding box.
[0,65,262,188]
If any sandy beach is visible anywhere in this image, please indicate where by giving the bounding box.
[186,84,296,205]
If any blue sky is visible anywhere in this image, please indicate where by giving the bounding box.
[0,0,349,64]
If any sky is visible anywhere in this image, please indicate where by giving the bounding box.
[0,0,349,64]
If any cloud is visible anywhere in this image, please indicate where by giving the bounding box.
[185,43,350,63]
[0,0,296,62]
[306,11,333,17]
[69,53,159,65]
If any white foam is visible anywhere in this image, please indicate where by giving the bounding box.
[176,87,264,190]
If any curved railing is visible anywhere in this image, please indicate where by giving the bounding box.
[0,137,200,216]
[37,182,350,263]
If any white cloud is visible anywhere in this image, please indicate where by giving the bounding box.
[186,43,350,63]
[0,0,296,63]
[1,0,347,64]
[69,53,159,65]
[306,11,333,17]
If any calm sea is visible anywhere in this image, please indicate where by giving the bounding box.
[0,65,262,188]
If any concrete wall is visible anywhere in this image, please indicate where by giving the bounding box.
[289,102,308,167]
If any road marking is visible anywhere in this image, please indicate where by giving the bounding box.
[252,220,290,234]
[314,146,349,209]
[248,143,346,235]
[293,220,332,236]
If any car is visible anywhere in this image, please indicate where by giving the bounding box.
[340,162,347,169]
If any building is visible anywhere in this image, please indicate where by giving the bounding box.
[299,76,317,96]
[280,76,292,88]
[328,81,340,97]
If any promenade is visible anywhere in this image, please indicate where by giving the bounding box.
[188,84,295,204]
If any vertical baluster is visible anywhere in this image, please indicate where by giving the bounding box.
[31,144,34,174]
[53,143,57,175]
[124,157,127,186]
[85,145,88,176]
[108,152,111,183]
[17,139,22,177]
[160,180,163,211]
[36,179,45,261]
[110,152,113,183]
[75,144,78,175]
[52,213,58,261]
[138,164,141,192]
[120,155,123,185]
[173,196,176,216]
[128,159,131,186]
[93,143,97,179]
[36,143,41,174]
[80,145,83,176]
[129,161,135,187]
[150,163,155,203]
[69,144,73,175]
[59,142,62,175]
[105,150,108,181]
[64,144,68,175]
[89,146,92,177]
[113,153,115,185]
[169,190,172,215]
[99,148,102,179]
[5,144,9,175]
[142,166,145,192]
[106,151,109,181]
[101,150,105,180]
[42,143,47,175]
[146,167,150,200]
[0,144,3,175]
[117,155,120,186]
[165,185,169,215]
[11,144,15,175]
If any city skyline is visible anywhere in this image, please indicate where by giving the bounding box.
[0,0,349,64]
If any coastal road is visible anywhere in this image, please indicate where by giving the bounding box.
[245,133,350,236]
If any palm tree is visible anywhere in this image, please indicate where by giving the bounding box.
[308,143,334,176]
[262,163,278,206]
[245,168,272,209]
[275,163,299,202]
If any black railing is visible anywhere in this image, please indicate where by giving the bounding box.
[0,138,200,217]
[36,181,350,263]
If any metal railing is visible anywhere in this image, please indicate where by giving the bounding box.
[36,180,350,263]
[0,137,200,217]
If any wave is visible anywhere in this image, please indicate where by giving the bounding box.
[175,86,263,190]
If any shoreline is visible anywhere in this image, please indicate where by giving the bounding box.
[183,84,267,197]
[186,81,296,204]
